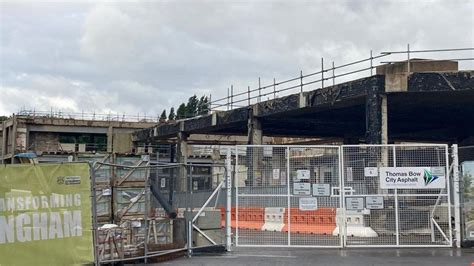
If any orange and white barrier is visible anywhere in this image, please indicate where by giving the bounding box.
[282,208,336,235]
[219,207,337,235]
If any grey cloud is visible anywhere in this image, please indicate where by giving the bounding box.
[1,0,473,116]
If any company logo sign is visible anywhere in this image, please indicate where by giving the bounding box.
[379,167,446,189]
[423,169,439,186]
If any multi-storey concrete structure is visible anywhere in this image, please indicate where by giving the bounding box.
[0,113,157,164]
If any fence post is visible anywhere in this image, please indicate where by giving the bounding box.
[90,163,100,265]
[393,147,400,246]
[300,70,303,93]
[144,171,150,263]
[286,146,291,246]
[258,77,261,103]
[227,87,230,111]
[332,61,335,86]
[225,148,232,251]
[407,43,410,73]
[321,57,324,89]
[231,85,234,110]
[273,78,276,99]
[370,50,373,76]
[248,86,251,106]
[452,144,461,248]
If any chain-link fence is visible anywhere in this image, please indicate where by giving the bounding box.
[459,145,474,247]
[235,144,452,248]
[235,145,342,247]
[342,145,451,247]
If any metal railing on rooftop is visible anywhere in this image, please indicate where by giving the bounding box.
[209,45,474,111]
[16,109,160,123]
[13,46,474,121]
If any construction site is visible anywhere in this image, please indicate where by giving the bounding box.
[1,47,474,265]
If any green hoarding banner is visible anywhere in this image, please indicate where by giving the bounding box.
[0,163,94,265]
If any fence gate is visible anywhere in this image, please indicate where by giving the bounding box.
[341,145,451,247]
[234,144,452,248]
[235,145,342,247]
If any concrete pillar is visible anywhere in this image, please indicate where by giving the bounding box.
[177,131,188,192]
[247,107,263,186]
[107,125,114,153]
[365,87,388,144]
[247,108,263,145]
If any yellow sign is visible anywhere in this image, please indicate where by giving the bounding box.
[0,163,94,265]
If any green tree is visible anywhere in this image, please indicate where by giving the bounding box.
[0,116,7,122]
[185,95,199,118]
[197,96,205,115]
[196,96,210,115]
[168,107,176,120]
[176,103,187,119]
[202,96,209,114]
[160,110,167,121]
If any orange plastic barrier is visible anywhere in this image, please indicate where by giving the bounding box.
[218,207,336,234]
[219,207,264,230]
[282,208,336,235]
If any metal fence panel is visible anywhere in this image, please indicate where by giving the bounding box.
[341,145,451,247]
[236,145,342,247]
[236,144,452,248]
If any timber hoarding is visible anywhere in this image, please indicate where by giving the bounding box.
[0,163,94,265]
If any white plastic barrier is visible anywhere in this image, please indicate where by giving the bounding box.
[262,207,286,232]
[332,208,378,237]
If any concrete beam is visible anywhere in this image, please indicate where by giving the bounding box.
[29,125,108,134]
[21,116,156,129]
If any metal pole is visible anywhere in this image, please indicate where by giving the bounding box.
[407,43,410,73]
[230,85,234,110]
[332,61,335,86]
[321,57,324,89]
[341,147,347,247]
[300,70,303,93]
[227,87,230,111]
[209,94,212,112]
[187,221,192,257]
[273,78,276,99]
[235,147,239,246]
[144,171,150,264]
[258,78,261,103]
[225,148,232,251]
[248,86,251,106]
[393,147,400,246]
[444,145,453,246]
[370,50,373,76]
[90,163,100,266]
[338,146,344,247]
[286,147,291,246]
[452,144,461,248]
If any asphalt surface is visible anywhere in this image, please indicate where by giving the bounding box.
[159,247,474,266]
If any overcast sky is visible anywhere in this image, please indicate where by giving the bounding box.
[0,0,473,117]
